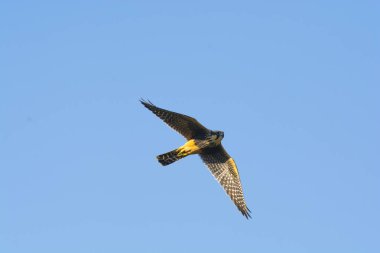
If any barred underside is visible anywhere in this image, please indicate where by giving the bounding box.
[157,149,182,166]
[200,145,251,219]
[140,99,208,140]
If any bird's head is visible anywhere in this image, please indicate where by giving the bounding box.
[215,130,224,140]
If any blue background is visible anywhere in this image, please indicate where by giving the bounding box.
[1,1,379,252]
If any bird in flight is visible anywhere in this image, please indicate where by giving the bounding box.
[140,99,251,219]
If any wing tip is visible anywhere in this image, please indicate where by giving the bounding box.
[140,98,155,108]
[242,206,252,219]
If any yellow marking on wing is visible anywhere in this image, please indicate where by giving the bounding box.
[227,158,239,177]
[176,139,201,156]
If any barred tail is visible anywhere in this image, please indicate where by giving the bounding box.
[157,149,184,166]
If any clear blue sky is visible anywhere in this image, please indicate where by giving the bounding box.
[1,1,379,252]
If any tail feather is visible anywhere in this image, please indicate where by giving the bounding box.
[157,149,184,166]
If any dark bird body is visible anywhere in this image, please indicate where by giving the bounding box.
[140,99,251,219]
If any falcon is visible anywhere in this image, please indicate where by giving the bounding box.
[140,99,251,219]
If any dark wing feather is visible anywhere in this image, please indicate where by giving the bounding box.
[140,99,209,140]
[199,145,251,219]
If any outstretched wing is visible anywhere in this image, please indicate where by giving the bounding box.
[199,145,251,218]
[140,99,209,140]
